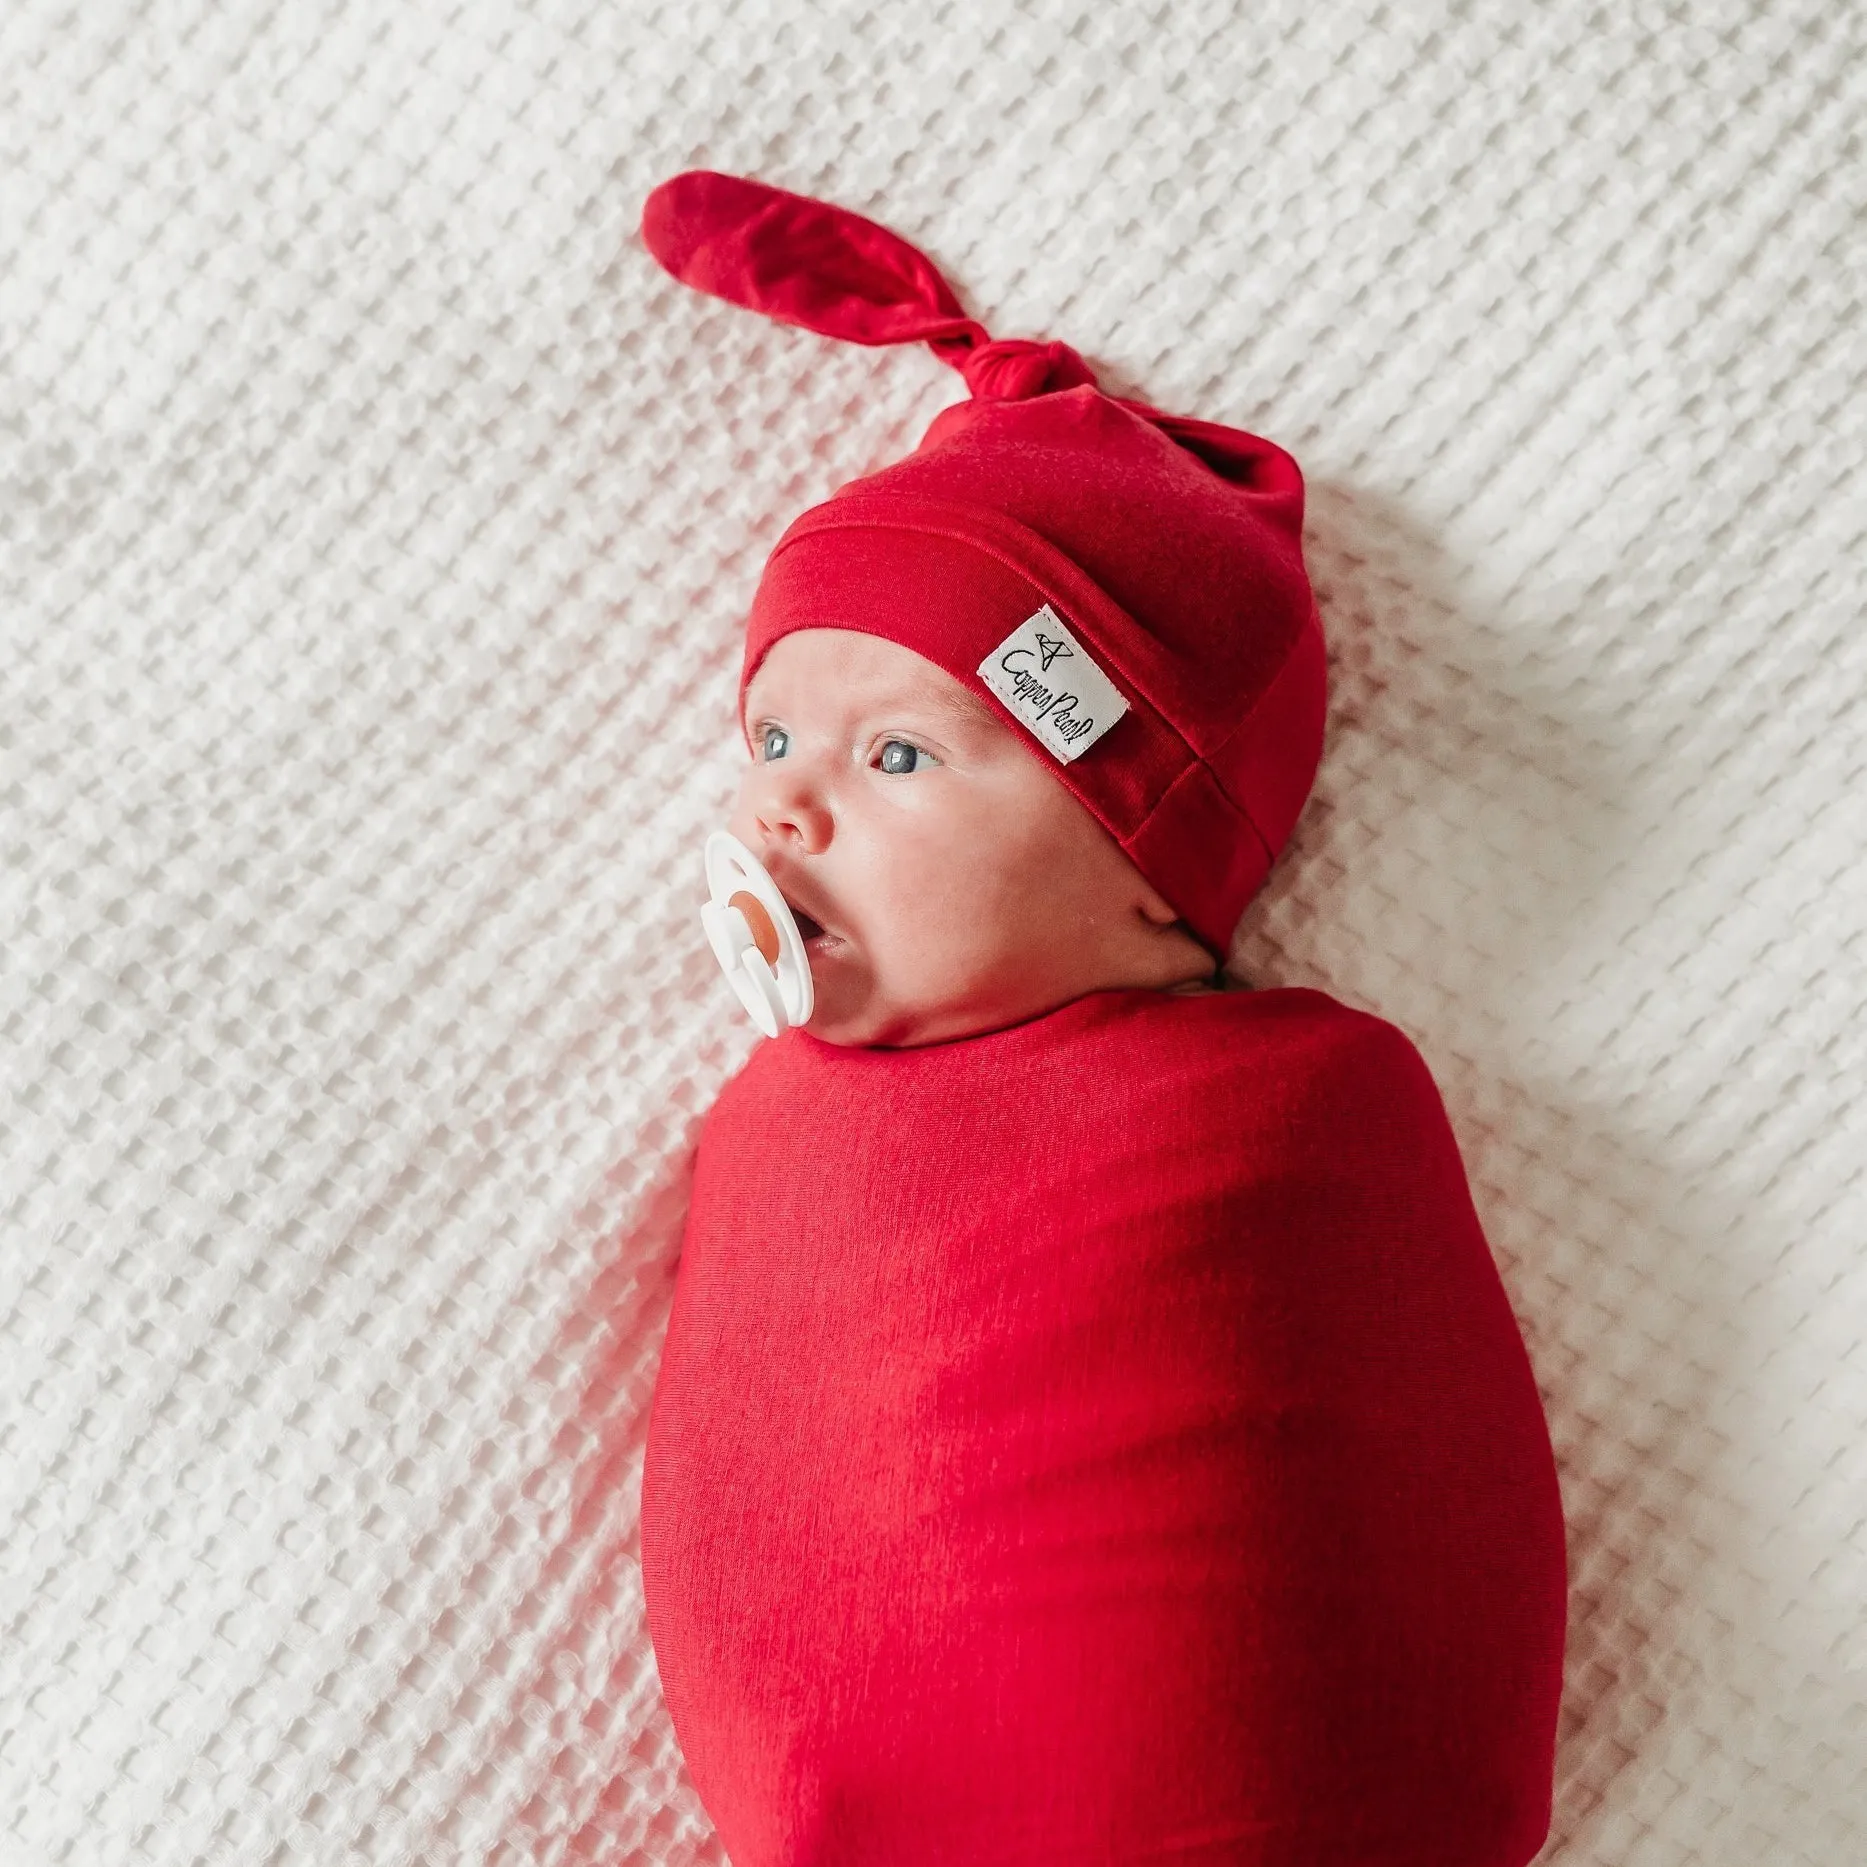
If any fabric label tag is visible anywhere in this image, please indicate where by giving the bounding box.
[976,605,1128,764]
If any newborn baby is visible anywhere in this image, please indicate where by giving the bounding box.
[637,171,1568,1867]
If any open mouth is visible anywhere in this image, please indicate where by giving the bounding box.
[786,901,831,943]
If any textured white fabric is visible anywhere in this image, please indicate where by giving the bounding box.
[3,2,1863,1862]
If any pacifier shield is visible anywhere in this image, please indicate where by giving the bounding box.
[701,830,814,1037]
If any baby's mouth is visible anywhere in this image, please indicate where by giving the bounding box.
[783,898,835,946]
[787,899,847,955]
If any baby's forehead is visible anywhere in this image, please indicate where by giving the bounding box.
[749,638,1001,734]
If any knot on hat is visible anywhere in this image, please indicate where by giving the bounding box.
[955,337,1098,402]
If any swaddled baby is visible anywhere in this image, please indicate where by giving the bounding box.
[637,173,1568,1867]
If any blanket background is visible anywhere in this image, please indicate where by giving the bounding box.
[3,1,1862,1861]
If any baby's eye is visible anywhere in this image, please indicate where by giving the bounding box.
[875,738,937,776]
[758,724,790,761]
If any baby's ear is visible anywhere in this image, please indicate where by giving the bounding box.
[1136,883,1182,927]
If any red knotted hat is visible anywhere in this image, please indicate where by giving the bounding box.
[640,170,1327,962]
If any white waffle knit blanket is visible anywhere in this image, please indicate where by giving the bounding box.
[3,2,1863,1862]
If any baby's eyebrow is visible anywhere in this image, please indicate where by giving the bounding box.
[747,684,998,739]
[874,686,996,733]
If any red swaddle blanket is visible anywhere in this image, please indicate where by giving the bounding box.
[640,985,1567,1865]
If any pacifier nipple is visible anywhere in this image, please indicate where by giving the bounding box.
[729,890,780,965]
[700,830,815,1038]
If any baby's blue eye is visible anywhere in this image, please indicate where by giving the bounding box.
[759,725,789,761]
[876,738,935,775]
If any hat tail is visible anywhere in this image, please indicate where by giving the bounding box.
[641,170,986,355]
[640,170,1098,400]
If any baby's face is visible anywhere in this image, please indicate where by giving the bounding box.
[729,628,1215,1047]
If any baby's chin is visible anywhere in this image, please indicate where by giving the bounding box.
[806,1003,1003,1049]
[798,944,983,1049]
[801,965,943,1049]
[800,948,1116,1050]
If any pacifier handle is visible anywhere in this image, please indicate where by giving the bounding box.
[700,830,815,1037]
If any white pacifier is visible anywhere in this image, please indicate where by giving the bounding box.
[700,829,815,1038]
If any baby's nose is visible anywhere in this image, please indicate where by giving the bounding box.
[741,766,832,854]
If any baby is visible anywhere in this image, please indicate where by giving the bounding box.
[638,171,1568,1867]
